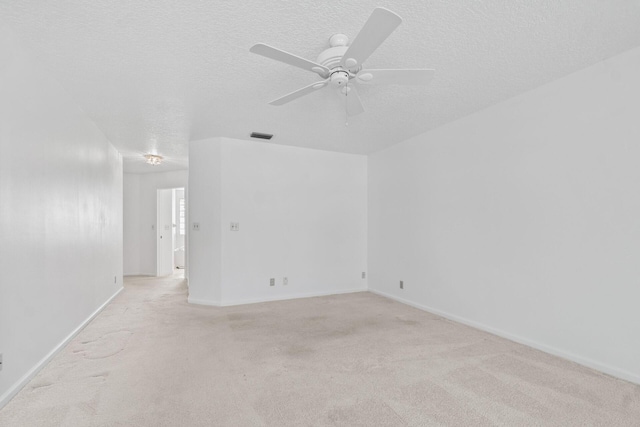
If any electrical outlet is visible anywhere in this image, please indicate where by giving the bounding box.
[192,222,200,231]
[283,277,288,285]
[0,353,3,371]
[362,272,366,279]
[230,222,239,231]
[270,278,275,286]
[400,280,404,289]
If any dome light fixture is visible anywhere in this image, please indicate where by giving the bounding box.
[144,154,163,166]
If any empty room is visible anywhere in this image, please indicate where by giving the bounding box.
[1,1,639,426]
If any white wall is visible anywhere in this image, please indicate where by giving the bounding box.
[368,46,640,384]
[123,170,187,275]
[0,22,123,406]
[189,137,367,306]
[123,174,141,274]
[188,138,222,304]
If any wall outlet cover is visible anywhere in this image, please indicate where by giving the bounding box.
[270,278,275,286]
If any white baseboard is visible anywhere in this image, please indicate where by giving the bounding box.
[369,288,640,385]
[220,287,367,307]
[188,287,368,308]
[187,296,221,306]
[0,287,124,410]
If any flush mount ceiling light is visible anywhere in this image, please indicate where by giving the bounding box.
[144,154,163,165]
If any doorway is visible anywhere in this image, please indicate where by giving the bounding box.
[156,187,186,277]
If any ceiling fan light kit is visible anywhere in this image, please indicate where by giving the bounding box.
[330,71,349,88]
[144,154,163,165]
[249,7,435,117]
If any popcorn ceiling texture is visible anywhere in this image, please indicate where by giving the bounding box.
[1,1,640,171]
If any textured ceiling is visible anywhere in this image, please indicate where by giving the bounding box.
[2,1,640,173]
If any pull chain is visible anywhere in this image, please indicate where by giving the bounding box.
[345,78,349,126]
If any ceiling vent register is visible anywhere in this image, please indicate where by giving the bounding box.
[250,132,274,140]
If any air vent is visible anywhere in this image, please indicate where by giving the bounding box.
[250,132,273,140]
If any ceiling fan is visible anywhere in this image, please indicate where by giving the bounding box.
[250,7,435,116]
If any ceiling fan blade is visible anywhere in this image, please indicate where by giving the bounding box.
[250,43,330,78]
[269,80,329,106]
[340,8,402,70]
[342,86,365,116]
[356,69,435,85]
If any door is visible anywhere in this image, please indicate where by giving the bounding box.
[174,188,186,269]
[156,189,174,276]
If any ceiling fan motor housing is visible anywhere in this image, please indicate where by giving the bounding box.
[317,45,348,70]
[318,34,359,86]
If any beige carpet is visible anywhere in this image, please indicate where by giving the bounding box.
[1,274,639,426]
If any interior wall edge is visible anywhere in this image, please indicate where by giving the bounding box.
[0,287,124,411]
[369,289,640,386]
